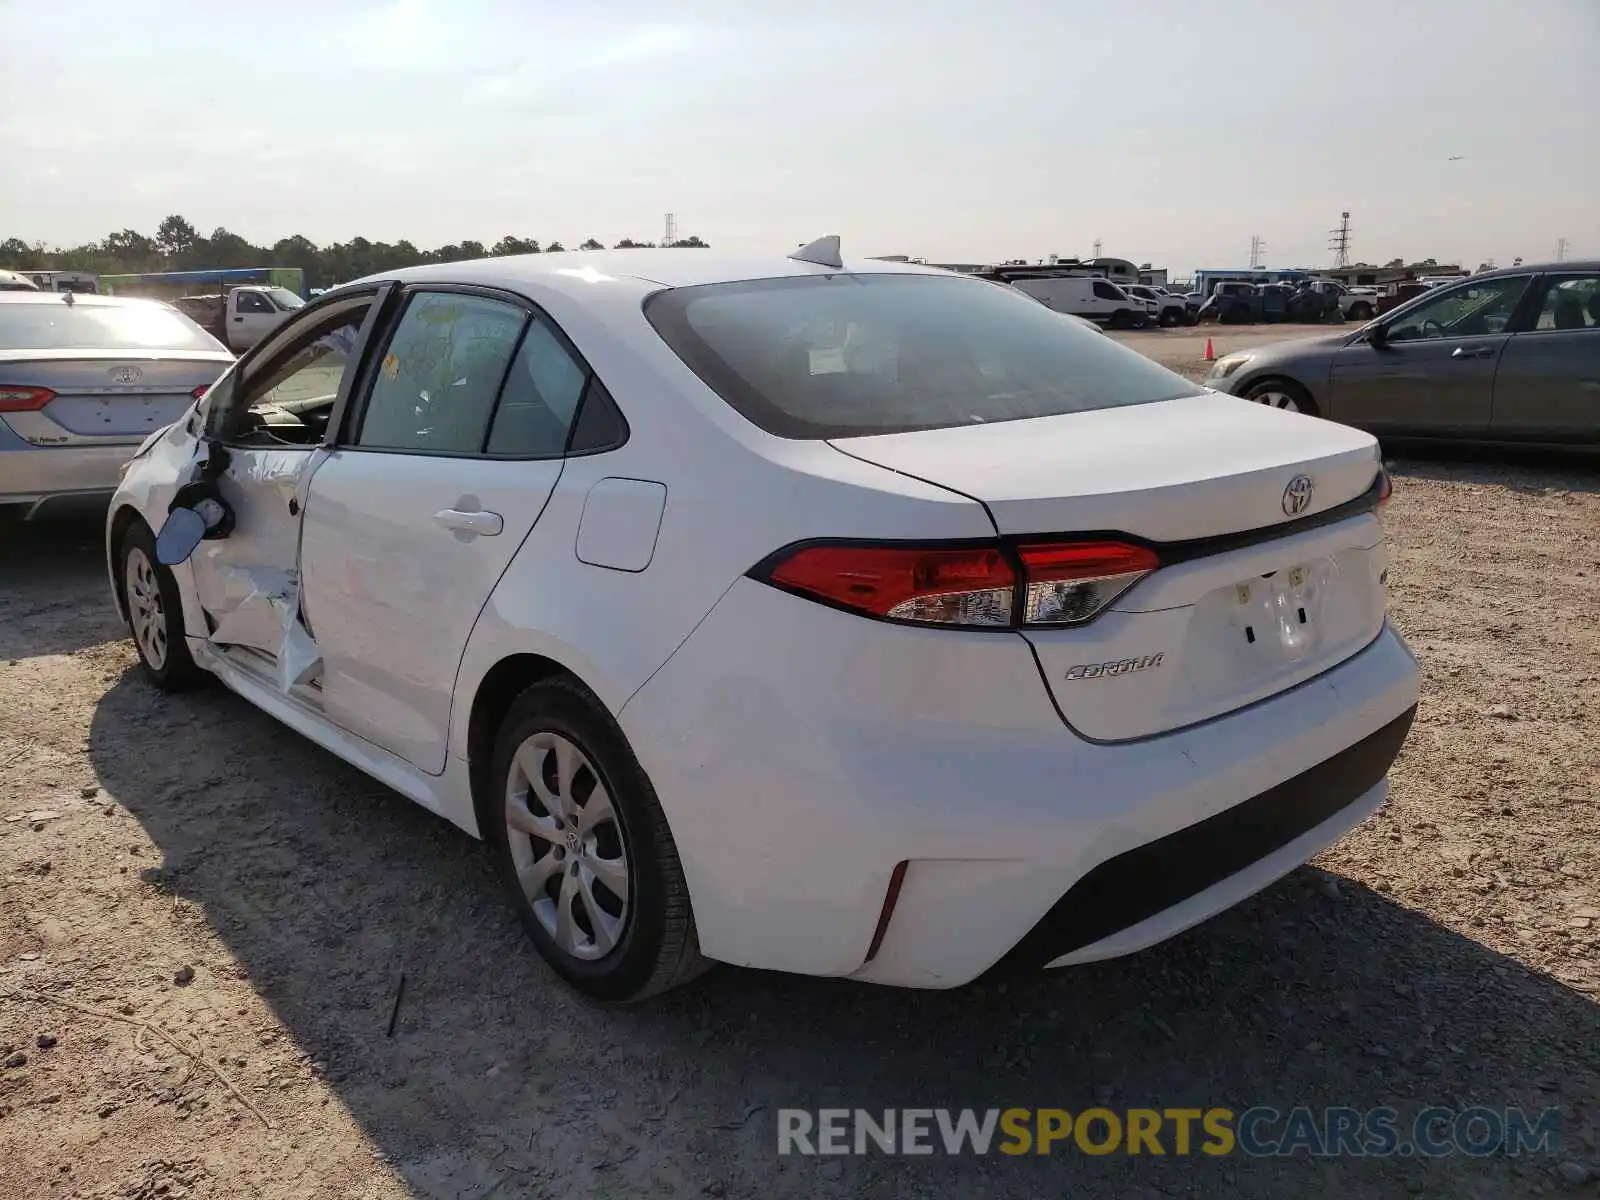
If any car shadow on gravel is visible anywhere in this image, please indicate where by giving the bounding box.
[87,670,1599,1200]
[0,512,127,660]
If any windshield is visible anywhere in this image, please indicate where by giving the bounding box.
[264,287,306,311]
[0,299,225,351]
[645,273,1198,439]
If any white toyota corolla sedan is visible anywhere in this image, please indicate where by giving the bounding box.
[107,241,1419,1000]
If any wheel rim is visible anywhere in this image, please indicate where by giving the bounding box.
[125,547,168,669]
[504,731,631,961]
[1250,390,1303,413]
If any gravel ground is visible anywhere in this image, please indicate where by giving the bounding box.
[1,396,1597,1197]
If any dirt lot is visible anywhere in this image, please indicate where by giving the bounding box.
[2,382,1598,1196]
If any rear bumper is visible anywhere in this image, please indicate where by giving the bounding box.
[621,576,1421,988]
[1009,705,1413,969]
[0,442,131,510]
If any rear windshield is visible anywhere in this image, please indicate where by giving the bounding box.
[644,273,1197,438]
[0,300,224,352]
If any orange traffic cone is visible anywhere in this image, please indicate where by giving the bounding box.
[1203,337,1215,362]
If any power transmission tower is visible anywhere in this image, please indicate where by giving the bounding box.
[663,213,677,246]
[1556,237,1569,262]
[1328,212,1351,268]
[1091,238,1103,258]
[1249,235,1264,269]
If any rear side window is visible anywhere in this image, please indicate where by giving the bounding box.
[0,299,223,352]
[485,319,587,456]
[644,274,1196,438]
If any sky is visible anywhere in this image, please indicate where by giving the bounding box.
[2,0,1596,275]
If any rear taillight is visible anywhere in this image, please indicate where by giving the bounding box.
[759,539,1157,629]
[767,545,1016,627]
[1016,541,1160,625]
[0,386,55,413]
[1376,468,1393,507]
[192,385,210,399]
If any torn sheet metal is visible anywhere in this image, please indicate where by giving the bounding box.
[206,565,323,693]
[190,445,334,696]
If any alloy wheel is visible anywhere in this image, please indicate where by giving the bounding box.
[504,731,631,961]
[125,547,168,669]
[1250,390,1303,413]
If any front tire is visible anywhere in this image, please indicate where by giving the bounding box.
[1159,308,1180,327]
[1244,378,1319,417]
[487,678,707,1001]
[1348,302,1373,321]
[119,520,207,691]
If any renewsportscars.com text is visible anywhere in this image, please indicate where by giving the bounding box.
[776,1106,1561,1159]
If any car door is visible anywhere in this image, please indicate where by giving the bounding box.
[298,286,605,774]
[1326,274,1534,437]
[1491,272,1600,444]
[230,289,282,351]
[1091,279,1124,320]
[188,287,390,659]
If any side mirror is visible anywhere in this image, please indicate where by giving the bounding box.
[155,507,208,565]
[1366,322,1389,349]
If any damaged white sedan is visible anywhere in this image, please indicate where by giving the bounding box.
[108,243,1419,1001]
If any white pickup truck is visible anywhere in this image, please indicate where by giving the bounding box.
[1305,279,1379,322]
[172,285,306,353]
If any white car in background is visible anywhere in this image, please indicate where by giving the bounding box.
[107,240,1419,1000]
[1,292,232,519]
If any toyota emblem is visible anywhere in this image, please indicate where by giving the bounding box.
[110,366,142,385]
[1282,475,1314,516]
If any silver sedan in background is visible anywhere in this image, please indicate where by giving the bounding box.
[1207,261,1600,449]
[0,293,233,518]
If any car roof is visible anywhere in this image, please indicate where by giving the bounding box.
[352,248,954,297]
[1452,260,1599,281]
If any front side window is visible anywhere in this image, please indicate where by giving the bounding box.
[356,291,527,454]
[1386,276,1531,342]
[218,295,374,445]
[644,273,1197,439]
[1530,274,1600,331]
[235,290,273,314]
[1092,281,1122,301]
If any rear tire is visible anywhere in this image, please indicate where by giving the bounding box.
[486,678,708,1002]
[1159,308,1180,328]
[1244,378,1319,417]
[119,520,207,691]
[1348,302,1373,321]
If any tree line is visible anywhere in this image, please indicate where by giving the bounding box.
[0,214,709,290]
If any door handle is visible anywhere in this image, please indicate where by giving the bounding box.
[433,508,503,536]
[1450,346,1492,359]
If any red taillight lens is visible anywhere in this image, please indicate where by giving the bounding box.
[760,538,1160,629]
[0,386,55,413]
[1016,540,1158,626]
[192,385,210,399]
[1376,468,1393,507]
[767,544,1016,627]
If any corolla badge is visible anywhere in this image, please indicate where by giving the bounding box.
[1282,474,1314,516]
[110,365,143,385]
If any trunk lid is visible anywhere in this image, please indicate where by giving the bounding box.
[0,351,230,444]
[830,392,1380,542]
[831,393,1392,740]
